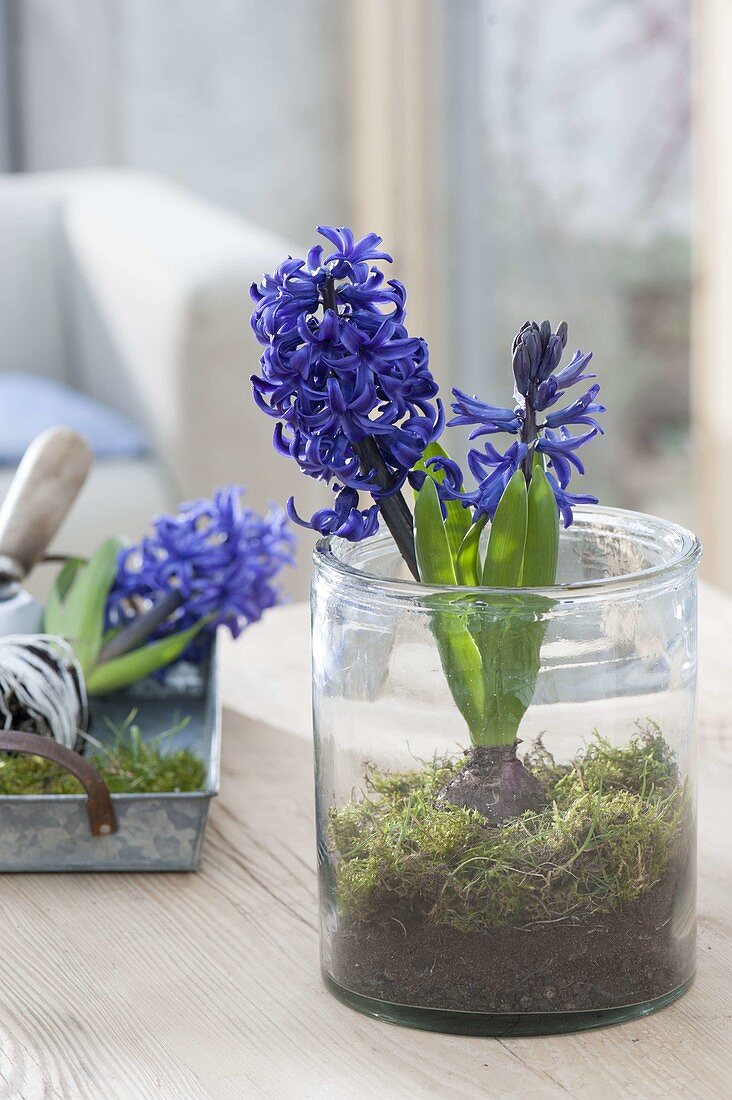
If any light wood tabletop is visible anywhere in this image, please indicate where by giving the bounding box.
[0,584,730,1099]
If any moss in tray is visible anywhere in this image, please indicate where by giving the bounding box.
[0,715,205,795]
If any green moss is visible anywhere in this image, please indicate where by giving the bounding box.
[0,716,205,795]
[328,725,687,930]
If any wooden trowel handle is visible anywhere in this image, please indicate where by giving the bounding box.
[0,428,93,581]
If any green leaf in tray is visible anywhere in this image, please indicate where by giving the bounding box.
[86,621,204,695]
[43,557,86,636]
[45,538,124,676]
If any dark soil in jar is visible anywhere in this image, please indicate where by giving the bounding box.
[324,860,695,1013]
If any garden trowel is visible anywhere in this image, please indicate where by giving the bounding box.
[0,427,93,633]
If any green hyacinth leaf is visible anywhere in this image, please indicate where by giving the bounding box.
[43,557,86,636]
[473,464,557,745]
[51,538,124,675]
[413,441,471,559]
[414,474,456,585]
[455,516,487,586]
[415,473,486,734]
[87,621,205,695]
[521,465,559,587]
[482,470,528,587]
[478,597,548,745]
[430,607,486,735]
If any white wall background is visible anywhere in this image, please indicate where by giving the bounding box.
[7,0,693,527]
[14,0,348,243]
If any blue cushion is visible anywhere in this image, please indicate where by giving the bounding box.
[0,374,148,463]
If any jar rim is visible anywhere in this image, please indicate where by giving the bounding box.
[313,505,702,603]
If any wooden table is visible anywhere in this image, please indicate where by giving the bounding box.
[1,587,730,1099]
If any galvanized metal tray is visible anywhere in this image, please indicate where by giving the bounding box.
[0,644,221,873]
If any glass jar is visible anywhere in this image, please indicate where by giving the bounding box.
[312,506,701,1036]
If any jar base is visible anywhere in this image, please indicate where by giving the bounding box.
[322,970,694,1037]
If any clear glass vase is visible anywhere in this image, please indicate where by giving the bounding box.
[312,506,701,1036]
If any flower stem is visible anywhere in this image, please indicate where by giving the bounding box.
[520,385,538,483]
[351,437,419,579]
[96,589,184,665]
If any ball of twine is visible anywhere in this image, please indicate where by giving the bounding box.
[0,634,88,751]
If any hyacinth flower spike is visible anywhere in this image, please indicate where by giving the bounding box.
[99,488,295,672]
[410,319,604,821]
[319,275,417,572]
[44,489,295,697]
[251,226,448,579]
[449,321,604,530]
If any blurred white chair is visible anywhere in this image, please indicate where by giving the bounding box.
[0,170,318,599]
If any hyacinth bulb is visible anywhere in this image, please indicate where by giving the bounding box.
[436,742,546,824]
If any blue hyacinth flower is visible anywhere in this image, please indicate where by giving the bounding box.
[448,321,605,526]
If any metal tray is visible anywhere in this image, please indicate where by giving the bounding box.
[0,644,221,873]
